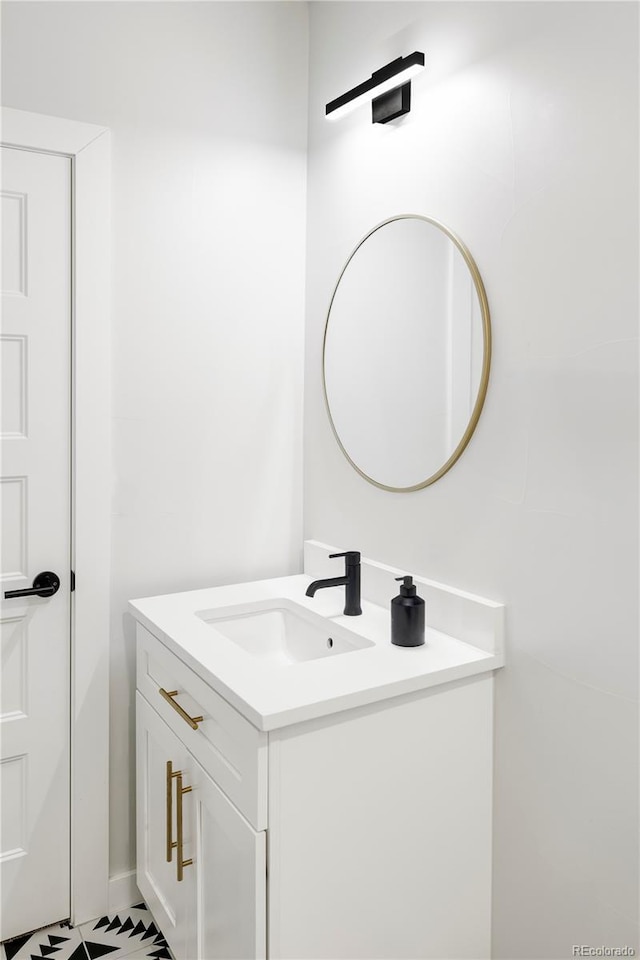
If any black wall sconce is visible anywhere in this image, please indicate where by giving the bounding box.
[325,51,425,124]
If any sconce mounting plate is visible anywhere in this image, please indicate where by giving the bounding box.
[372,82,411,124]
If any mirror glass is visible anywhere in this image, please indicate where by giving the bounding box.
[323,215,491,491]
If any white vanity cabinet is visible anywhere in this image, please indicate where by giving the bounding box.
[136,617,495,960]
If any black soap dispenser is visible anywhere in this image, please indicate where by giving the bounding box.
[391,576,425,647]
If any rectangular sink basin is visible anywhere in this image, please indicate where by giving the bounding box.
[195,598,374,665]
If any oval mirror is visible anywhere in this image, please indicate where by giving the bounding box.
[323,215,491,491]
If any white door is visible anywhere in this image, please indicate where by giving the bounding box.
[136,693,195,960]
[0,146,71,940]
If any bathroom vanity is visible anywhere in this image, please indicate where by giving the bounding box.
[132,542,504,960]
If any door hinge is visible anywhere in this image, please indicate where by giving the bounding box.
[70,570,75,592]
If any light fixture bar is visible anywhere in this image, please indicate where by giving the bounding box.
[325,51,425,122]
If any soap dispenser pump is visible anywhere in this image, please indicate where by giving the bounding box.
[391,576,425,647]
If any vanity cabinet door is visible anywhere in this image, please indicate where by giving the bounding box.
[187,757,266,960]
[136,693,196,959]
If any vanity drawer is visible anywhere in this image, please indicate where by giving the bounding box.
[136,623,268,830]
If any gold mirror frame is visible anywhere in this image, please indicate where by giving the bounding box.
[322,214,492,492]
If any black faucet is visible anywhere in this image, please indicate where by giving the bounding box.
[305,551,362,616]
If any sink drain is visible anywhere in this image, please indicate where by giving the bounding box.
[327,637,334,649]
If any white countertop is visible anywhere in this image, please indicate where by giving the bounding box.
[129,573,503,731]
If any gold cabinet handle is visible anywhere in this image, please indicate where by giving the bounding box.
[175,770,193,882]
[166,761,179,862]
[159,688,204,730]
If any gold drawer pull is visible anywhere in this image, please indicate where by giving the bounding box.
[175,770,193,882]
[159,688,204,730]
[166,761,179,862]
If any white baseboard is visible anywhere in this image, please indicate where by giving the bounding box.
[108,870,141,913]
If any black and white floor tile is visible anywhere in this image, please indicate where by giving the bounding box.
[1,921,82,960]
[2,905,173,960]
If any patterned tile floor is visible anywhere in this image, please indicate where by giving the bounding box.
[1,904,173,960]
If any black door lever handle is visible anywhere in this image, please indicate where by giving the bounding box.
[4,571,61,599]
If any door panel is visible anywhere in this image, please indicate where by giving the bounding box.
[136,693,195,959]
[1,190,27,296]
[190,756,266,960]
[0,146,71,939]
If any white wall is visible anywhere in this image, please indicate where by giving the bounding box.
[1,0,308,879]
[304,2,638,956]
